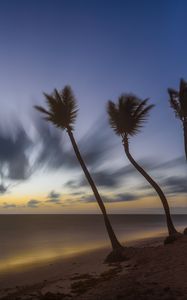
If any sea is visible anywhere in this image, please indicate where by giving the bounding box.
[0,214,186,273]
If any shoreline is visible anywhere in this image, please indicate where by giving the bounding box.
[0,235,164,298]
[0,234,187,299]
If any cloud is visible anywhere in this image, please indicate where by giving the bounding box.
[80,171,121,188]
[136,171,187,199]
[63,155,187,204]
[46,190,61,204]
[2,203,17,209]
[64,162,140,190]
[0,126,32,181]
[153,157,185,171]
[27,199,40,208]
[78,117,117,168]
[26,191,63,208]
[114,193,139,202]
[47,190,61,199]
[64,155,187,193]
[34,119,78,170]
[0,184,8,194]
[163,176,187,195]
[65,180,79,189]
[33,116,118,172]
[80,192,139,203]
[71,191,85,196]
[0,109,185,203]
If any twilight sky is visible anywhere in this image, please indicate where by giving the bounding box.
[0,0,186,213]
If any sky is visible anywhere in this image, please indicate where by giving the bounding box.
[0,0,186,213]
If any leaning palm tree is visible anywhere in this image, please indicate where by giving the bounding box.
[168,79,187,235]
[168,78,187,160]
[107,94,180,242]
[35,86,124,260]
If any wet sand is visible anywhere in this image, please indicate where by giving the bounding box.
[0,235,187,299]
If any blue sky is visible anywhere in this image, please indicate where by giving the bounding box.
[0,0,186,213]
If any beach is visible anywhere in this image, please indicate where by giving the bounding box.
[0,0,187,298]
[0,234,187,300]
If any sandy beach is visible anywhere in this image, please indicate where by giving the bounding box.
[0,234,187,299]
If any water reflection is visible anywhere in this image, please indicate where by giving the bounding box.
[0,215,185,273]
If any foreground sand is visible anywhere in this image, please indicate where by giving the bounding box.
[0,235,187,299]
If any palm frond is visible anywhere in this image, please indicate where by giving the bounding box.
[107,100,120,135]
[179,79,187,116]
[54,89,62,105]
[133,98,149,118]
[107,94,154,137]
[134,104,154,123]
[34,85,78,130]
[168,79,187,119]
[170,98,182,119]
[179,78,187,95]
[168,88,179,98]
[34,105,52,116]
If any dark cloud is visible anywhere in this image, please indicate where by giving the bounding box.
[0,128,28,161]
[63,154,187,207]
[33,111,186,182]
[34,118,78,170]
[0,126,32,181]
[65,180,80,189]
[163,176,187,195]
[5,113,185,179]
[114,193,139,202]
[78,117,117,168]
[0,184,8,194]
[46,199,61,204]
[70,191,86,196]
[0,110,185,203]
[47,190,61,199]
[136,173,187,198]
[153,157,185,171]
[2,203,17,209]
[64,155,186,192]
[46,190,61,204]
[64,163,139,190]
[27,199,40,208]
[80,171,120,188]
[33,116,118,172]
[81,192,139,203]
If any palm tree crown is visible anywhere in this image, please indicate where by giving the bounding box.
[34,86,78,130]
[107,94,154,138]
[168,78,187,120]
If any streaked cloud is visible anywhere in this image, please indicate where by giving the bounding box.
[46,190,61,204]
[80,193,139,203]
[27,199,40,208]
[0,183,8,194]
[2,202,17,209]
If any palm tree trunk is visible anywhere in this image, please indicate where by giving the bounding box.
[183,119,187,160]
[123,135,178,236]
[67,129,123,250]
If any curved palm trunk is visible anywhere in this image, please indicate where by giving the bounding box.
[123,135,178,236]
[67,129,123,250]
[183,119,187,161]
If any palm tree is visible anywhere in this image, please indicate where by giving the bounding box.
[168,79,187,236]
[35,86,124,260]
[107,94,180,241]
[168,78,187,160]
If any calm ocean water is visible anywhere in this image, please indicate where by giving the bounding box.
[0,214,186,273]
